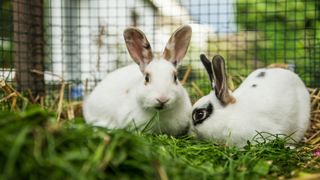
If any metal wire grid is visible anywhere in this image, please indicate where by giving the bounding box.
[0,0,319,102]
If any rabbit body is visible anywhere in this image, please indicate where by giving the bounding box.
[83,62,192,136]
[192,55,310,147]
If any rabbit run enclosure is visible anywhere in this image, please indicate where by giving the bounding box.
[0,0,320,101]
[1,0,320,179]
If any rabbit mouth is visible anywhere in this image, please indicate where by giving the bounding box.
[154,102,172,111]
[155,104,166,110]
[153,100,172,111]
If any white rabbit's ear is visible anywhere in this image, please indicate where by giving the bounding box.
[124,27,153,72]
[211,55,236,105]
[200,54,214,89]
[163,25,192,66]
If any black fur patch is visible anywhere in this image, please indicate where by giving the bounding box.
[192,103,213,126]
[252,84,257,87]
[257,71,266,78]
[200,54,213,88]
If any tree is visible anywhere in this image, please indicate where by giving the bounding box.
[236,0,320,87]
[13,0,45,99]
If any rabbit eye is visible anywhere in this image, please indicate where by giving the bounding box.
[193,109,207,125]
[145,73,150,84]
[192,103,213,126]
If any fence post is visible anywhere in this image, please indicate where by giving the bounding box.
[13,0,45,100]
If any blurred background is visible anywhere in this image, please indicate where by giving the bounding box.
[0,0,319,102]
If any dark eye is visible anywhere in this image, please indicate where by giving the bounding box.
[192,109,207,125]
[145,73,150,84]
[192,103,213,126]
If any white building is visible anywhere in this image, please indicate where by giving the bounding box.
[45,0,214,89]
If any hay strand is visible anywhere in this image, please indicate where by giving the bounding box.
[56,81,66,122]
[180,65,192,85]
[0,78,27,111]
[191,82,204,97]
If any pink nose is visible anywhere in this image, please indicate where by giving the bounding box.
[156,96,170,104]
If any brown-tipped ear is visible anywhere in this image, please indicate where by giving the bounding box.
[200,54,214,89]
[211,55,236,105]
[163,25,192,66]
[123,27,153,72]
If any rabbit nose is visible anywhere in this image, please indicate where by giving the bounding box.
[156,96,170,104]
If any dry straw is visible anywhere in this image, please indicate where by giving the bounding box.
[306,88,320,147]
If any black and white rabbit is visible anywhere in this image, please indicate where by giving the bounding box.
[192,54,310,146]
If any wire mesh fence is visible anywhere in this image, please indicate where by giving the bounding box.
[0,0,319,103]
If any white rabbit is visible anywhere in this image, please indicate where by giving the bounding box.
[83,25,193,136]
[192,54,310,147]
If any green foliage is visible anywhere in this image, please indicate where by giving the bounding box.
[0,39,13,68]
[236,0,320,87]
[0,0,12,38]
[0,106,319,179]
[0,0,13,68]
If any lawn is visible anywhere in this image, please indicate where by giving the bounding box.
[0,78,319,179]
[0,104,319,180]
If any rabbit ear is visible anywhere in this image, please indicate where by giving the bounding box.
[163,25,192,66]
[124,27,153,72]
[200,54,214,89]
[211,55,236,105]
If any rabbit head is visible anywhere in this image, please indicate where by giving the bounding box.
[123,25,192,111]
[192,54,236,140]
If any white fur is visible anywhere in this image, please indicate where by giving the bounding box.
[83,26,192,136]
[192,68,310,147]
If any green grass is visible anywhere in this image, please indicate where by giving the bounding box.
[0,106,319,180]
